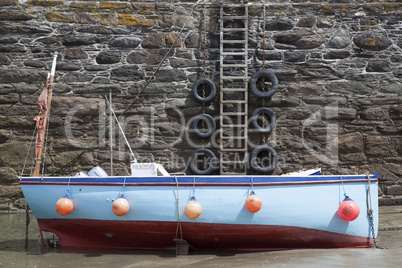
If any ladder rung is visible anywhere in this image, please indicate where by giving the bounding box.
[221,76,248,80]
[220,160,248,164]
[221,136,246,140]
[221,64,247,68]
[220,52,247,56]
[221,40,247,44]
[221,112,246,116]
[220,124,247,127]
[222,4,247,8]
[222,28,247,32]
[220,148,247,152]
[222,16,246,20]
[221,100,246,104]
[221,88,247,92]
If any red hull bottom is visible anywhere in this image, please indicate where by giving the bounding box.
[37,219,373,251]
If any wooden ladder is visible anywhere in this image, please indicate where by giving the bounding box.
[219,1,249,175]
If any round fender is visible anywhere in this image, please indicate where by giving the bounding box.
[249,70,278,98]
[190,114,216,139]
[189,149,219,175]
[250,145,278,173]
[251,107,276,133]
[192,78,216,103]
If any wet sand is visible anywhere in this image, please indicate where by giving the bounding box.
[0,206,401,267]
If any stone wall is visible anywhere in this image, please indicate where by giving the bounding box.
[0,0,401,211]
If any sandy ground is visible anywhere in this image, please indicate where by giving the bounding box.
[0,205,401,268]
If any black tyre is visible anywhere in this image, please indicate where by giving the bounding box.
[250,145,278,173]
[251,107,276,133]
[190,114,216,139]
[249,70,278,98]
[192,78,216,103]
[189,149,219,175]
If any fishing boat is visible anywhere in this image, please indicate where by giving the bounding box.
[20,167,378,252]
[19,49,379,253]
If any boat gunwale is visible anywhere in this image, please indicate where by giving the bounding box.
[19,173,378,187]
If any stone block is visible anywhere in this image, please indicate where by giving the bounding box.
[389,105,402,120]
[0,10,34,21]
[0,54,11,65]
[63,34,98,46]
[284,51,306,62]
[96,51,122,64]
[327,27,350,49]
[63,72,94,83]
[64,48,88,59]
[0,167,17,183]
[117,14,155,27]
[27,0,63,6]
[338,132,364,153]
[155,69,186,82]
[111,65,144,81]
[324,50,350,59]
[109,37,141,48]
[169,58,198,68]
[45,11,74,23]
[383,185,402,196]
[56,62,80,71]
[184,32,201,48]
[166,33,181,47]
[353,31,392,51]
[339,152,367,164]
[0,68,47,83]
[296,17,317,28]
[24,60,46,68]
[361,107,390,121]
[142,33,164,49]
[265,19,294,31]
[365,136,391,156]
[366,60,391,72]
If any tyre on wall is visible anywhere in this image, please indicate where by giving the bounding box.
[192,78,216,103]
[251,107,276,133]
[249,70,278,98]
[190,114,216,139]
[250,145,278,173]
[189,149,219,175]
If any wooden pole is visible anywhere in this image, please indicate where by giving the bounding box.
[31,52,58,177]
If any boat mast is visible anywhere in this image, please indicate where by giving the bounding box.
[109,90,113,176]
[31,52,58,177]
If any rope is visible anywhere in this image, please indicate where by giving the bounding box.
[201,0,208,149]
[24,201,30,251]
[261,1,267,145]
[340,176,348,198]
[174,176,183,240]
[366,173,382,249]
[51,0,203,176]
[20,127,37,177]
[120,176,127,198]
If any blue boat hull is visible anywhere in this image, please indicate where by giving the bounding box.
[20,174,378,250]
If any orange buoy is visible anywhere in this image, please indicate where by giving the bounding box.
[112,197,130,216]
[338,197,360,221]
[245,191,262,213]
[184,197,202,219]
[55,197,74,216]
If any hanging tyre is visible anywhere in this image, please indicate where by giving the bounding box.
[250,145,278,173]
[192,78,216,103]
[251,107,276,133]
[190,114,216,139]
[249,70,278,98]
[189,149,219,175]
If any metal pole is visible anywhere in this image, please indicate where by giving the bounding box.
[109,90,113,176]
